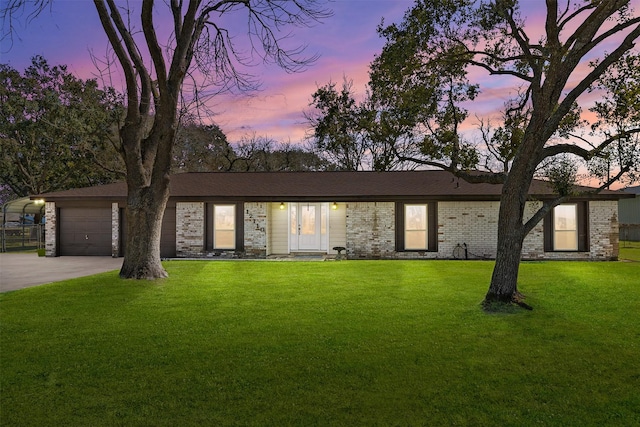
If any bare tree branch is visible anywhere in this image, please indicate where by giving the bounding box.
[540,129,640,162]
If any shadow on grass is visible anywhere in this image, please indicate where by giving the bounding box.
[481,300,533,314]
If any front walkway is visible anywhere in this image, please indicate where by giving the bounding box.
[267,253,329,261]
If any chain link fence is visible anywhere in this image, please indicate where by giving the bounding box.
[1,224,44,252]
[620,224,640,242]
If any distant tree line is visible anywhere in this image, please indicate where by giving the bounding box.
[0,57,333,205]
[172,123,333,174]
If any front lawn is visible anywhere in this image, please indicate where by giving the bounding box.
[1,261,639,426]
[620,240,640,261]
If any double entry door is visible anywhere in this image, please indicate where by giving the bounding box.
[290,202,329,252]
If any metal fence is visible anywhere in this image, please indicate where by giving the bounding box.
[1,224,44,252]
[620,224,640,242]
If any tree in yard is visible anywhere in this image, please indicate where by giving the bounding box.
[232,133,333,171]
[0,56,124,200]
[305,77,417,171]
[586,53,640,186]
[172,122,235,173]
[305,79,369,170]
[263,141,334,171]
[0,184,14,206]
[369,0,640,307]
[174,125,333,172]
[2,0,330,279]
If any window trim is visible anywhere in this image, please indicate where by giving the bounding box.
[404,204,429,250]
[544,201,589,252]
[396,202,438,252]
[206,202,244,251]
[213,204,236,250]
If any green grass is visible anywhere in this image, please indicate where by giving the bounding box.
[1,260,639,426]
[620,240,640,261]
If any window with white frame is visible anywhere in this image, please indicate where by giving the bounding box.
[553,204,578,251]
[213,205,235,249]
[404,204,428,250]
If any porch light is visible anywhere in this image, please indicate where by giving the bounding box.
[33,199,45,205]
[279,202,286,210]
[332,202,338,210]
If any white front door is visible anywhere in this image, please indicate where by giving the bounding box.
[290,203,328,252]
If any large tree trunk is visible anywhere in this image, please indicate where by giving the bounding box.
[120,183,170,279]
[484,135,542,308]
[118,118,174,280]
[485,193,526,304]
[486,209,525,303]
[117,91,176,279]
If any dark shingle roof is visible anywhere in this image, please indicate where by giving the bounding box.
[33,171,632,202]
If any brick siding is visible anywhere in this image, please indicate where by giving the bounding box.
[345,202,396,258]
[44,202,56,257]
[244,202,268,257]
[343,200,619,260]
[111,203,120,257]
[176,202,205,257]
[48,198,619,261]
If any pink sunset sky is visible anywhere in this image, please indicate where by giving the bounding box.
[1,0,638,145]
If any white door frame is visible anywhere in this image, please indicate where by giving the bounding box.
[289,202,329,252]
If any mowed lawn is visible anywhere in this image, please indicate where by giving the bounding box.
[620,240,640,261]
[1,260,639,426]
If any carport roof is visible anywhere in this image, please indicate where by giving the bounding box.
[2,197,46,227]
[2,196,46,216]
[32,170,633,202]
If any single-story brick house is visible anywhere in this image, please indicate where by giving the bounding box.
[33,171,632,260]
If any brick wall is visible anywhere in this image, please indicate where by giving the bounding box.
[176,202,205,257]
[437,201,501,259]
[244,202,268,257]
[59,198,616,261]
[343,200,619,260]
[523,200,619,261]
[521,201,545,259]
[44,202,56,257]
[346,202,395,258]
[590,200,619,260]
[111,203,120,257]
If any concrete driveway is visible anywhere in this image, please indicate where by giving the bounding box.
[0,254,123,292]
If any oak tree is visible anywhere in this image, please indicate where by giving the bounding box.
[172,122,235,172]
[0,56,124,199]
[369,0,640,307]
[306,77,417,171]
[2,0,330,278]
[305,79,369,170]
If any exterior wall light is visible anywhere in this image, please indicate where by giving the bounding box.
[332,202,338,210]
[279,202,286,210]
